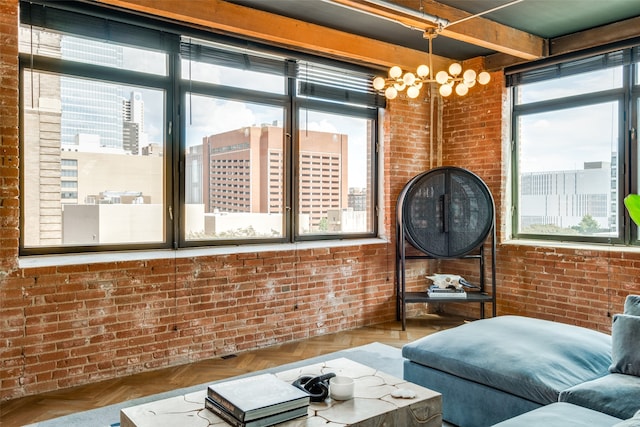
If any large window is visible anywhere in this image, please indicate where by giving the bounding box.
[18,2,381,254]
[510,47,640,244]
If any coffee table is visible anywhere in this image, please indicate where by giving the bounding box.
[120,357,442,427]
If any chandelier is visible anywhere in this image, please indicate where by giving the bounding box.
[372,29,490,99]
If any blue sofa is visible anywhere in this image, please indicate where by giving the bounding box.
[402,296,640,427]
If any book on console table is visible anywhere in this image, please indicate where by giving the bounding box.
[205,396,308,427]
[206,373,309,422]
[427,285,467,298]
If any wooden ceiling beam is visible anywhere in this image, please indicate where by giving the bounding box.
[550,15,640,56]
[329,0,547,60]
[485,15,640,70]
[95,0,453,72]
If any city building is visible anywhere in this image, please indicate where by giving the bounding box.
[200,124,348,231]
[60,37,124,150]
[122,91,147,155]
[348,188,368,212]
[20,27,63,247]
[186,144,204,204]
[520,161,612,232]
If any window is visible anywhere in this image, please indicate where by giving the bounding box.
[295,61,379,239]
[184,95,286,241]
[509,47,639,244]
[297,109,375,236]
[19,6,169,251]
[19,1,381,254]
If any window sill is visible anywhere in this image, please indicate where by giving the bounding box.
[18,238,389,269]
[503,238,640,254]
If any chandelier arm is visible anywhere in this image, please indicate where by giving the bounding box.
[372,24,490,99]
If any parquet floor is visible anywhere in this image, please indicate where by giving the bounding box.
[0,315,466,427]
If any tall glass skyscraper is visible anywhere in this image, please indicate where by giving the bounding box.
[60,37,124,149]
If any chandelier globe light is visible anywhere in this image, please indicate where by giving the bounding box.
[372,29,490,100]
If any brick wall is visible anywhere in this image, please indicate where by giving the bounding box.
[2,246,395,399]
[0,0,19,273]
[496,244,634,329]
[1,0,639,401]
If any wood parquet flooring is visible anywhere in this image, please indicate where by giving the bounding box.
[0,315,466,427]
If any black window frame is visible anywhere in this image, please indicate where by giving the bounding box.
[18,0,383,256]
[508,41,640,245]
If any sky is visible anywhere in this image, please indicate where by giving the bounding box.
[517,67,622,173]
[518,101,618,173]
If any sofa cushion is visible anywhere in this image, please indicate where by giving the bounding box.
[490,402,622,427]
[559,373,640,419]
[609,314,640,376]
[624,295,640,316]
[612,409,640,427]
[402,316,612,405]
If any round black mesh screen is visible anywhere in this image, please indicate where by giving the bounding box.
[398,167,494,258]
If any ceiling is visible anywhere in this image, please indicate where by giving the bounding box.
[225,0,640,65]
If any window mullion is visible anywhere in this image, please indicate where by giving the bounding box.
[286,72,296,243]
[625,60,639,244]
[19,55,171,89]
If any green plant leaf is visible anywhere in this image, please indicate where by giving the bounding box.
[624,194,640,226]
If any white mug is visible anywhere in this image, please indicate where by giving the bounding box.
[329,376,354,400]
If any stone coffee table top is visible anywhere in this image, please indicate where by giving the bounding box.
[120,357,442,427]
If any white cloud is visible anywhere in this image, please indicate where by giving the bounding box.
[306,119,338,134]
[186,96,284,146]
[519,101,618,173]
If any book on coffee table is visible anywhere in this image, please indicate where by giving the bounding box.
[205,396,308,427]
[207,373,309,422]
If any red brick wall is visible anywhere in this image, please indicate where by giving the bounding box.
[496,244,634,328]
[1,0,638,401]
[1,247,395,399]
[0,0,19,273]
